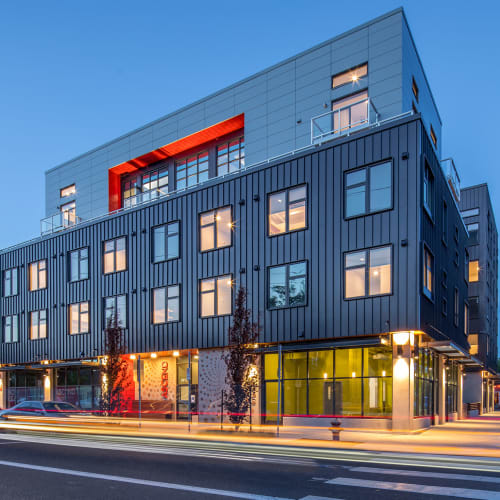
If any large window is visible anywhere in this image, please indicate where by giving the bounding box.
[268,261,307,309]
[60,200,76,226]
[103,237,126,274]
[344,246,391,299]
[60,184,76,198]
[29,260,47,291]
[423,247,433,299]
[344,161,392,218]
[414,345,437,417]
[200,207,232,252]
[469,260,479,282]
[122,167,169,208]
[3,268,18,297]
[3,315,18,343]
[332,90,368,132]
[104,295,127,329]
[69,302,89,335]
[153,285,180,324]
[332,63,367,89]
[200,275,232,317]
[467,223,479,245]
[176,151,209,189]
[153,222,180,262]
[423,163,434,216]
[268,186,307,236]
[217,137,245,176]
[454,288,459,327]
[30,310,47,340]
[69,248,88,282]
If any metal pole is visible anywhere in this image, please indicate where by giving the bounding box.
[249,385,252,432]
[137,354,142,429]
[188,351,192,433]
[220,390,224,431]
[276,344,282,437]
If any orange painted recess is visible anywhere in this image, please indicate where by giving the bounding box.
[108,114,244,211]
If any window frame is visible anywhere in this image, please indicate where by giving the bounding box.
[28,259,47,291]
[152,285,181,324]
[267,260,308,310]
[199,206,233,253]
[103,294,127,329]
[152,221,180,263]
[199,275,233,318]
[3,314,19,343]
[60,184,76,198]
[103,237,127,274]
[464,301,469,336]
[430,125,437,148]
[423,160,434,219]
[175,150,209,190]
[68,301,90,335]
[331,63,368,90]
[69,247,89,282]
[461,208,479,219]
[30,309,47,340]
[469,260,479,282]
[216,136,245,176]
[412,76,419,102]
[422,244,434,301]
[3,267,18,297]
[453,288,459,327]
[267,184,308,237]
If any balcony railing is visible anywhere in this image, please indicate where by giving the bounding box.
[311,97,380,145]
[441,158,461,204]
[41,211,81,236]
[123,187,169,209]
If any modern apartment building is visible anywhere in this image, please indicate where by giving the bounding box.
[0,8,495,429]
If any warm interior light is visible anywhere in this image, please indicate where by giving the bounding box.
[373,271,379,276]
[151,352,157,359]
[216,216,221,220]
[194,355,199,360]
[253,344,258,348]
[393,332,410,345]
[352,74,359,82]
[130,354,136,360]
[44,376,50,389]
[351,372,356,378]
[394,358,409,379]
[227,223,232,227]
[382,370,386,377]
[227,280,232,286]
[248,366,258,379]
[173,351,180,357]
[323,372,328,379]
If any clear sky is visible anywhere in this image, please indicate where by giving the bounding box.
[0,0,499,248]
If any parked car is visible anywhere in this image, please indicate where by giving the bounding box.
[0,401,86,419]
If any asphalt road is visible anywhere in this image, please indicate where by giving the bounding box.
[0,432,499,499]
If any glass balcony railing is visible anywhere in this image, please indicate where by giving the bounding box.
[311,97,380,144]
[123,187,169,209]
[441,158,461,204]
[41,210,81,236]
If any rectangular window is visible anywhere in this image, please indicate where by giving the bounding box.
[344,161,392,218]
[423,247,433,299]
[467,223,479,245]
[344,246,391,299]
[30,310,47,340]
[469,334,479,355]
[141,167,169,201]
[29,260,47,291]
[3,315,18,343]
[152,285,180,324]
[3,268,18,297]
[200,275,232,317]
[442,201,448,243]
[69,302,89,335]
[442,297,448,317]
[153,222,180,262]
[465,251,469,282]
[69,248,89,282]
[103,237,126,274]
[454,288,459,326]
[217,137,245,176]
[461,208,479,218]
[430,125,437,147]
[268,185,307,236]
[60,184,76,198]
[268,261,307,309]
[104,295,127,329]
[469,296,479,318]
[332,90,368,132]
[176,151,209,190]
[464,303,469,336]
[423,163,434,216]
[332,63,368,89]
[200,207,232,252]
[122,178,138,207]
[412,77,419,102]
[469,260,479,282]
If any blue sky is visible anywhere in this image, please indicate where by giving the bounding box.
[1,0,499,248]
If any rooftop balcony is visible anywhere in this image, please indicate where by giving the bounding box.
[41,210,81,236]
[123,187,169,209]
[440,158,461,205]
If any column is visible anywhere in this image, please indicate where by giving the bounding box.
[0,372,7,409]
[44,369,55,401]
[392,333,414,432]
[438,355,446,424]
[457,365,464,420]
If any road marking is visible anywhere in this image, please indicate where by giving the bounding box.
[0,459,294,500]
[327,477,500,499]
[349,466,500,484]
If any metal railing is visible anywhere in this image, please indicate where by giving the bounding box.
[311,97,380,145]
[41,211,82,236]
[440,158,461,204]
[123,187,169,208]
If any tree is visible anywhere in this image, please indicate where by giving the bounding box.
[223,287,260,427]
[99,315,131,416]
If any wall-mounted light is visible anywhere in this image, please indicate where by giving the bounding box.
[173,351,180,357]
[151,353,157,359]
[393,332,410,345]
[130,354,136,360]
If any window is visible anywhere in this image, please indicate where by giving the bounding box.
[142,167,169,200]
[412,77,419,102]
[103,237,126,274]
[430,125,437,147]
[454,288,459,326]
[268,186,307,235]
[441,297,448,317]
[268,261,307,309]
[153,285,180,324]
[467,223,479,245]
[3,268,18,297]
[344,161,392,218]
[464,303,469,336]
[344,246,391,299]
[122,178,138,207]
[69,248,88,282]
[469,296,479,318]
[3,315,18,343]
[69,302,89,335]
[469,334,479,355]
[332,63,368,89]
[332,90,368,132]
[423,247,433,299]
[30,310,47,340]
[442,201,448,243]
[176,151,208,189]
[469,260,479,282]
[104,295,127,329]
[60,200,76,226]
[153,222,180,262]
[461,208,479,218]
[29,260,47,291]
[423,163,434,216]
[200,275,232,317]
[60,184,76,198]
[200,207,232,252]
[465,251,469,282]
[217,137,245,176]
[441,269,448,289]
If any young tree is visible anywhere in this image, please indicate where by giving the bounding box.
[99,315,131,416]
[223,287,260,426]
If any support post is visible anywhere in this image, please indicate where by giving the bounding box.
[438,355,446,424]
[457,365,464,420]
[391,337,414,432]
[276,344,282,437]
[220,390,224,431]
[188,351,192,433]
[138,355,142,428]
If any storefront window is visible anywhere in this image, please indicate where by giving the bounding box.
[335,348,362,378]
[55,367,101,410]
[414,345,437,417]
[7,370,44,407]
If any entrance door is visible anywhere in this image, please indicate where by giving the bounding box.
[176,356,198,420]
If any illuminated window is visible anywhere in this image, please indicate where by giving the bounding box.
[469,260,479,282]
[200,275,232,317]
[217,137,245,176]
[30,310,47,340]
[469,334,479,355]
[430,125,437,147]
[345,246,391,299]
[153,285,180,324]
[3,268,18,297]
[268,185,307,236]
[69,302,89,335]
[153,222,179,262]
[3,315,18,343]
[268,261,307,309]
[332,63,368,89]
[412,77,419,102]
[29,260,47,291]
[103,237,126,274]
[332,90,368,132]
[60,200,76,227]
[104,295,127,329]
[176,151,209,190]
[69,248,88,282]
[464,302,469,336]
[60,184,76,198]
[199,207,232,252]
[423,247,433,299]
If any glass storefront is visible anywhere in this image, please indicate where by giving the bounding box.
[263,346,392,423]
[446,362,459,414]
[55,366,102,410]
[7,370,44,407]
[414,347,438,417]
[176,356,198,420]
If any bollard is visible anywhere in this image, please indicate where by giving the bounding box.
[329,419,342,441]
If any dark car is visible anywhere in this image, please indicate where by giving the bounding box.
[0,401,84,418]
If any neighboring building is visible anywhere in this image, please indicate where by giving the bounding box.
[0,8,494,430]
[460,184,498,413]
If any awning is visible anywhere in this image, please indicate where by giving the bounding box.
[259,336,384,354]
[0,360,100,371]
[427,341,483,366]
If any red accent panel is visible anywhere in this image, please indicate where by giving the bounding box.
[108,114,244,212]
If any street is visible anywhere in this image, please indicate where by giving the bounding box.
[0,431,499,499]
